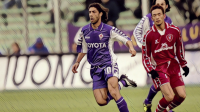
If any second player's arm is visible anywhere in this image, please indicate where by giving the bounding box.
[142,33,154,73]
[176,30,187,67]
[175,29,189,76]
[133,16,150,48]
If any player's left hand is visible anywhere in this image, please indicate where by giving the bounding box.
[129,48,136,57]
[182,66,189,77]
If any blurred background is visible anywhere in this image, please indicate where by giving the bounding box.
[0,0,200,112]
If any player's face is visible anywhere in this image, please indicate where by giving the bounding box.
[151,9,165,26]
[89,7,102,24]
[156,0,168,13]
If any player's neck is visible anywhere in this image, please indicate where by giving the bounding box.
[91,20,101,29]
[155,22,165,31]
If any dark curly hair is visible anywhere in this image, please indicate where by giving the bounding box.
[88,3,109,23]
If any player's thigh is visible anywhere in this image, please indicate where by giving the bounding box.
[107,76,119,89]
[170,72,185,89]
[152,72,169,90]
[160,83,174,101]
[107,76,121,99]
[93,88,108,103]
[173,86,186,99]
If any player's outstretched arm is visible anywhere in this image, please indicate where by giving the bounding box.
[72,53,86,73]
[133,16,150,48]
[126,41,136,57]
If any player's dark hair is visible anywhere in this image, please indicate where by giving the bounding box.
[150,4,165,15]
[88,3,109,23]
[152,0,171,12]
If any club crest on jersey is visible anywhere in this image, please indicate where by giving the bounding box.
[99,34,104,40]
[166,34,173,42]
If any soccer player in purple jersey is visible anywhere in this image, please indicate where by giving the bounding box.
[72,3,137,112]
[133,0,174,112]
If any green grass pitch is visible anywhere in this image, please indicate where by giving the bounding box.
[0,85,200,112]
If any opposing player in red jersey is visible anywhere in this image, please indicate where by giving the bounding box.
[142,5,189,112]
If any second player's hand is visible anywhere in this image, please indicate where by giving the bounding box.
[182,66,189,77]
[150,70,159,79]
[72,62,79,73]
[129,48,136,57]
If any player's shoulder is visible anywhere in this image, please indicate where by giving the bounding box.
[139,13,151,20]
[146,13,152,18]
[81,24,90,33]
[165,15,173,24]
[137,13,150,25]
[103,23,113,30]
[168,23,180,33]
[107,25,121,33]
[144,29,154,38]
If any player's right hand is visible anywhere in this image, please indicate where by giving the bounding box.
[182,66,189,77]
[72,62,79,73]
[149,70,159,79]
[129,48,136,57]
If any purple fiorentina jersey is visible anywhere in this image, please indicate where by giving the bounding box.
[77,22,131,66]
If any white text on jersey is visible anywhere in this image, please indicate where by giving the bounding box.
[87,43,106,48]
[155,43,173,53]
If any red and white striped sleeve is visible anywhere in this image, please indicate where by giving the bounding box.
[142,30,154,73]
[176,28,187,67]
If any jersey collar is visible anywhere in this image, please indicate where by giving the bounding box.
[152,22,169,32]
[89,22,104,31]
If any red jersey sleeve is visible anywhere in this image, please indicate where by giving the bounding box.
[176,29,187,67]
[142,31,154,73]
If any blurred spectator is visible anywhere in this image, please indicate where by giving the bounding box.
[1,0,44,26]
[4,0,22,9]
[11,42,21,55]
[101,0,120,27]
[112,0,128,12]
[133,0,142,18]
[174,0,199,23]
[133,0,153,19]
[73,0,101,23]
[28,37,49,54]
[27,0,42,15]
[46,0,66,33]
[1,0,22,26]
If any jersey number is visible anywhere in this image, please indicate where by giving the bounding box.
[105,67,111,74]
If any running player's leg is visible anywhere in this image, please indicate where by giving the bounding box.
[119,74,137,88]
[91,66,112,106]
[163,86,186,112]
[104,64,129,112]
[164,67,186,112]
[143,84,158,112]
[108,76,129,112]
[155,82,174,112]
[93,88,109,106]
[116,64,137,89]
[152,72,174,112]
